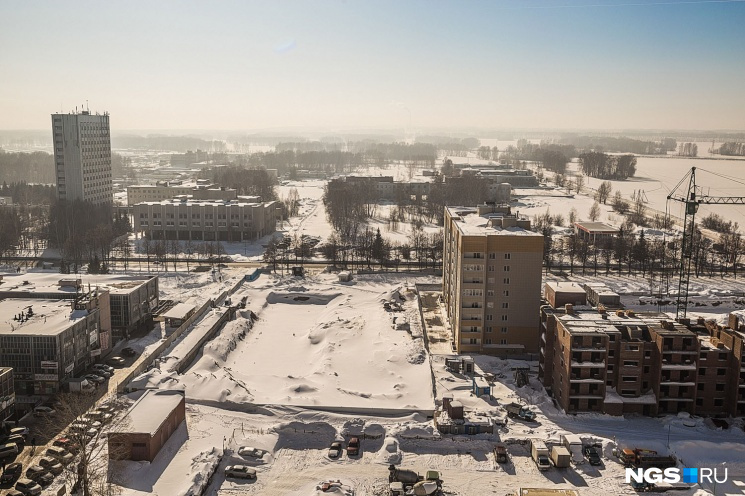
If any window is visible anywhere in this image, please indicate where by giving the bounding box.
[488,253,496,259]
[501,327,508,333]
[485,327,492,333]
[488,265,495,272]
[501,315,508,321]
[500,339,507,345]
[504,253,511,259]
[714,399,724,407]
[699,352,707,360]
[717,368,726,376]
[487,278,494,284]
[608,350,615,357]
[623,361,638,367]
[716,383,725,391]
[503,290,509,297]
[719,352,728,361]
[485,338,492,344]
[487,290,494,296]
[486,315,493,321]
[622,376,636,382]
[503,266,510,272]
[628,345,639,351]
[698,368,705,375]
[487,302,493,308]
[502,302,509,309]
[503,278,510,284]
[644,350,651,358]
[643,365,650,373]
[620,390,636,396]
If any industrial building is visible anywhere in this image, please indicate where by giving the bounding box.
[539,306,745,417]
[133,199,280,241]
[108,389,186,462]
[443,205,543,356]
[52,110,113,204]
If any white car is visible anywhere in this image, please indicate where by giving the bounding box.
[225,465,257,479]
[237,446,268,459]
[92,364,114,373]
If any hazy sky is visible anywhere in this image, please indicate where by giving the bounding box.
[1,0,744,132]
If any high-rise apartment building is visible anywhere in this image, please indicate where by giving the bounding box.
[51,110,113,204]
[443,205,543,356]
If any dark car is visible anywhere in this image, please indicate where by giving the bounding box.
[24,466,53,487]
[52,437,79,455]
[7,435,25,448]
[121,347,137,358]
[583,445,602,466]
[494,444,509,464]
[1,462,23,484]
[347,437,360,457]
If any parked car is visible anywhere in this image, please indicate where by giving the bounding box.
[37,457,63,475]
[14,478,42,496]
[92,364,114,373]
[328,441,343,459]
[8,428,28,438]
[24,466,53,487]
[347,437,360,456]
[90,368,111,378]
[0,462,23,484]
[0,442,19,459]
[7,435,25,447]
[52,438,79,455]
[78,416,103,430]
[121,347,137,358]
[84,374,106,385]
[45,447,74,465]
[494,444,509,464]
[583,445,602,466]
[224,465,257,479]
[107,356,126,367]
[237,446,267,459]
[32,406,56,418]
[87,410,113,424]
[6,489,25,496]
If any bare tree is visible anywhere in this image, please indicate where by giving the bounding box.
[595,181,612,204]
[36,392,130,496]
[574,175,584,194]
[589,202,601,222]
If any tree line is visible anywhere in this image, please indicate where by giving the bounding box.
[560,136,676,155]
[0,149,55,183]
[715,142,745,156]
[579,152,637,180]
[200,165,278,201]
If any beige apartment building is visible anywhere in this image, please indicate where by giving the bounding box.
[443,205,543,357]
[133,199,280,241]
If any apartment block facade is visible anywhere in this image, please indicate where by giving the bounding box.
[540,305,745,417]
[133,199,280,241]
[52,111,113,204]
[443,205,543,356]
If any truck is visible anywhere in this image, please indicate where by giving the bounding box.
[388,466,441,495]
[560,434,584,464]
[531,440,551,471]
[615,448,676,469]
[550,446,571,468]
[68,378,94,394]
[505,402,537,422]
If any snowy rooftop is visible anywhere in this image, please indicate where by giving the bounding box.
[552,309,674,335]
[162,303,196,320]
[0,271,155,295]
[0,299,89,336]
[118,389,184,435]
[545,282,586,294]
[136,199,273,207]
[446,206,541,237]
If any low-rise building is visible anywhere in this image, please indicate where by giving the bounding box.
[544,282,587,309]
[127,182,237,206]
[540,306,745,417]
[133,199,280,241]
[0,296,105,411]
[0,274,158,340]
[108,389,186,461]
[573,222,619,245]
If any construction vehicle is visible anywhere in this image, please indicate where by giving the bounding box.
[615,448,676,469]
[388,466,441,495]
[531,440,551,471]
[505,402,537,421]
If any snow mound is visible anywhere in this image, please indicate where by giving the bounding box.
[313,480,355,496]
[377,436,402,464]
[183,448,221,496]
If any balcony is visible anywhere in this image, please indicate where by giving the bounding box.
[571,360,605,368]
[661,362,696,370]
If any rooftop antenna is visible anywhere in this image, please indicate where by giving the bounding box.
[86,100,89,112]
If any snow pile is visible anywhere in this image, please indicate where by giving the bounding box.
[183,448,222,496]
[312,480,355,496]
[377,436,402,464]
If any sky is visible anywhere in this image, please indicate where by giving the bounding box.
[1,0,744,132]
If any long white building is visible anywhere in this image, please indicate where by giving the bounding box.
[52,110,113,204]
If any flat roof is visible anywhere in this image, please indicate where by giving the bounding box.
[545,282,586,294]
[574,222,619,233]
[0,299,89,336]
[446,206,541,237]
[162,303,196,320]
[0,272,155,296]
[117,389,184,435]
[134,199,274,207]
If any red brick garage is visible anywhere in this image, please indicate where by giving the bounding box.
[109,389,186,462]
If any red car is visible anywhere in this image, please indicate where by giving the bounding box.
[347,437,360,456]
